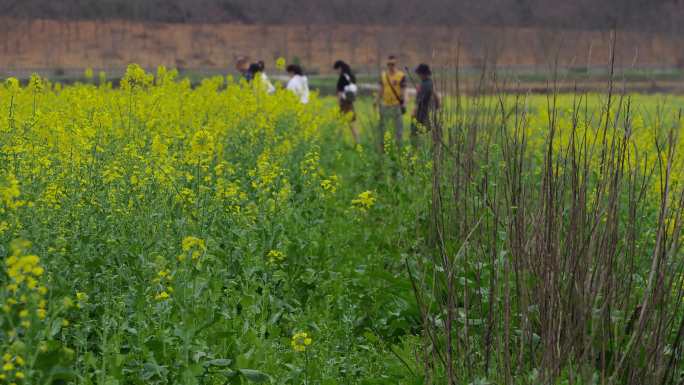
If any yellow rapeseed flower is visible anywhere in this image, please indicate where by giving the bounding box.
[320,175,339,194]
[9,239,31,256]
[76,292,88,308]
[29,73,44,92]
[26,277,37,289]
[4,77,19,90]
[275,57,287,71]
[181,236,206,261]
[351,191,376,211]
[182,236,206,252]
[0,221,9,234]
[190,130,215,156]
[267,250,285,264]
[121,64,153,90]
[291,332,313,352]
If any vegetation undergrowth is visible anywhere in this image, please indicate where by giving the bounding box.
[2,64,684,385]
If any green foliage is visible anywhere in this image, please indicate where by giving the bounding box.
[2,69,684,385]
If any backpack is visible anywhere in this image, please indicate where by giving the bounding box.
[342,73,358,102]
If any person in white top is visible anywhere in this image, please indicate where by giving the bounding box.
[249,62,276,94]
[285,64,309,104]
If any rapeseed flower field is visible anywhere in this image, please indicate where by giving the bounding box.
[2,64,684,384]
[1,64,415,384]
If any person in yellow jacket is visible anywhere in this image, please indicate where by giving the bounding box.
[376,55,407,151]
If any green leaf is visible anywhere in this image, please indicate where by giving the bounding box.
[181,368,199,385]
[49,319,63,337]
[34,348,64,371]
[239,369,271,383]
[204,358,232,367]
[49,366,81,382]
[141,362,167,380]
[144,337,165,361]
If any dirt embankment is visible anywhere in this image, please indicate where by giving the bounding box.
[2,18,684,76]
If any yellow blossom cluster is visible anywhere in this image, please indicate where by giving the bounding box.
[275,57,286,71]
[179,236,207,262]
[291,332,313,352]
[4,77,19,91]
[28,73,44,93]
[75,292,88,308]
[267,250,286,264]
[1,353,25,383]
[3,239,49,348]
[249,150,282,193]
[190,129,215,158]
[0,62,352,384]
[121,63,153,90]
[5,239,45,292]
[153,269,174,301]
[352,191,376,212]
[300,149,321,178]
[0,174,24,213]
[320,175,339,195]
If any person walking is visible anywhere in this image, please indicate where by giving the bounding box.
[235,56,253,82]
[248,62,276,94]
[286,64,310,104]
[411,63,438,147]
[334,60,360,144]
[376,55,407,151]
[257,61,276,94]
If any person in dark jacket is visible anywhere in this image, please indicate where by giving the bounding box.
[235,56,253,81]
[411,63,437,147]
[333,60,360,144]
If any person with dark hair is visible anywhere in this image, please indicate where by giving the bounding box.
[377,55,407,151]
[333,60,360,144]
[286,64,309,104]
[235,56,252,81]
[249,61,275,94]
[247,63,260,77]
[411,63,438,146]
[286,64,302,76]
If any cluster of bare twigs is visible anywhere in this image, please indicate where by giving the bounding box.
[407,40,684,385]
